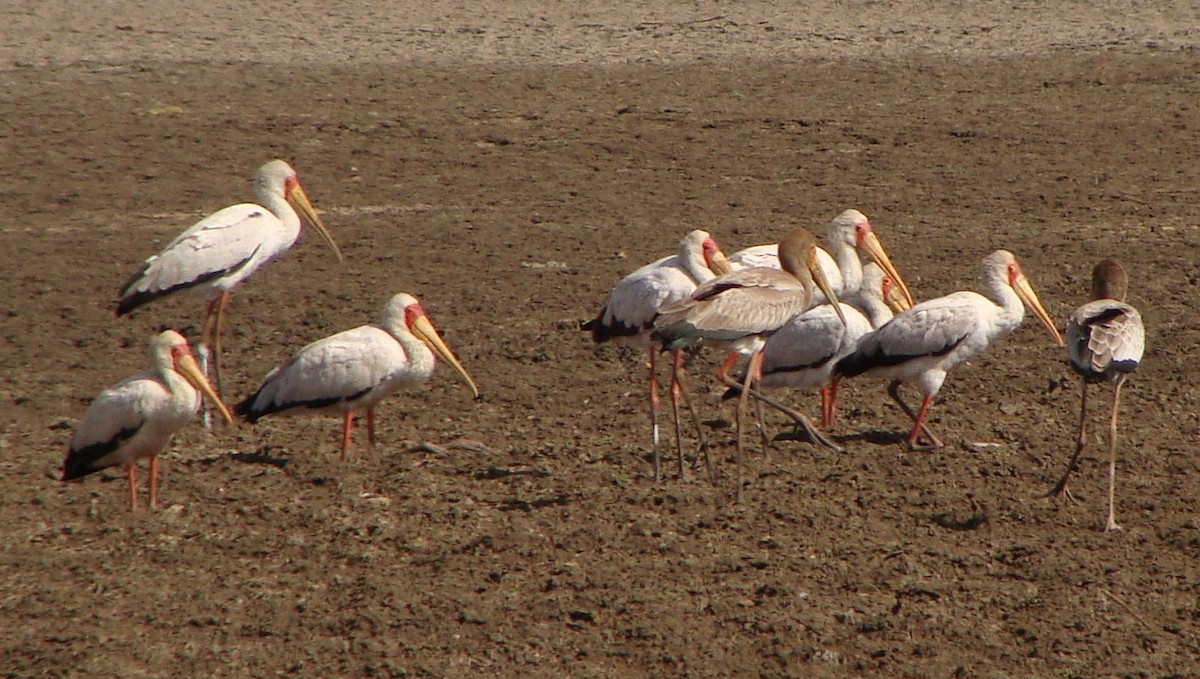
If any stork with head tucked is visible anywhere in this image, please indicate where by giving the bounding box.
[62,330,235,510]
[653,227,844,500]
[582,229,731,481]
[236,293,479,461]
[1042,258,1144,532]
[836,250,1063,450]
[116,160,342,393]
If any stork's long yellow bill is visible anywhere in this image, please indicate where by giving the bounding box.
[860,231,915,308]
[411,315,480,398]
[175,353,236,425]
[1013,274,1064,346]
[288,183,343,263]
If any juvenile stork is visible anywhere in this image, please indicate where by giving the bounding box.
[836,250,1063,450]
[1043,258,1145,532]
[653,227,844,500]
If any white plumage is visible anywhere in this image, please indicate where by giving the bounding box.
[116,160,342,390]
[1045,258,1145,531]
[756,262,911,427]
[836,250,1063,450]
[62,330,234,510]
[237,293,479,460]
[653,227,845,499]
[583,229,731,480]
[727,209,914,308]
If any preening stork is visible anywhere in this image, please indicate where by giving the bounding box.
[236,293,479,461]
[836,250,1063,450]
[116,160,343,393]
[1043,258,1144,532]
[61,330,235,510]
[653,227,844,500]
[582,229,731,481]
[752,262,912,430]
[727,209,915,308]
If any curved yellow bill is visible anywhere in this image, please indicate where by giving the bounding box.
[288,183,344,263]
[882,275,912,313]
[708,249,731,276]
[411,314,481,398]
[860,231,914,308]
[1013,274,1064,346]
[808,249,847,326]
[175,353,236,425]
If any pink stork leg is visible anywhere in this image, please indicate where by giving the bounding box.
[126,464,138,510]
[340,412,354,462]
[201,291,232,396]
[888,381,943,450]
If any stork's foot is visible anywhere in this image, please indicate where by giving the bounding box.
[787,418,845,454]
[1103,518,1123,533]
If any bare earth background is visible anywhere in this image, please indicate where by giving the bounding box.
[3,2,1200,677]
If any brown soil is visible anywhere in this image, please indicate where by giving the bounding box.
[4,3,1200,677]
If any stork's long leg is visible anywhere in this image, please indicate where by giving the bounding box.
[1104,378,1126,532]
[669,351,686,481]
[719,372,842,453]
[755,396,770,459]
[126,464,138,510]
[200,291,231,396]
[212,291,230,394]
[1042,380,1088,502]
[148,457,160,510]
[647,347,662,482]
[888,381,942,449]
[905,395,941,451]
[671,352,713,481]
[732,351,761,503]
[340,411,354,462]
[822,377,843,429]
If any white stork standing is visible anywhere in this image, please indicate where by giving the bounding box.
[1043,258,1144,532]
[236,293,479,461]
[754,262,912,430]
[61,330,235,510]
[836,250,1063,450]
[116,160,343,393]
[582,229,731,481]
[653,227,845,500]
[727,208,915,308]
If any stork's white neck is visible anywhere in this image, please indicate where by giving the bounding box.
[256,180,301,235]
[383,318,436,377]
[846,288,893,329]
[829,238,863,296]
[679,241,719,284]
[982,268,1025,336]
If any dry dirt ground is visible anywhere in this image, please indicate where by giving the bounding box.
[3,2,1200,677]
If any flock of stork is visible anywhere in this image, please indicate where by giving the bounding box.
[59,160,1145,532]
